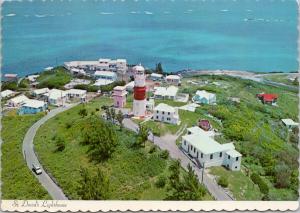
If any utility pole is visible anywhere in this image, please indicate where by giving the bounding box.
[201,162,205,183]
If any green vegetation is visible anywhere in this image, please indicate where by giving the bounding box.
[217,176,229,188]
[100,80,126,92]
[34,97,210,200]
[1,111,50,199]
[1,81,18,91]
[166,162,206,200]
[155,62,164,74]
[209,167,262,200]
[250,172,269,199]
[263,74,298,86]
[37,66,72,89]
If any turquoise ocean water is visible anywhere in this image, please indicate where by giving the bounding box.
[1,0,298,76]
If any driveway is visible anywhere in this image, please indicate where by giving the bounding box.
[123,118,233,201]
[22,103,79,200]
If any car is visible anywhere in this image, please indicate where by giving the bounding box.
[32,164,42,175]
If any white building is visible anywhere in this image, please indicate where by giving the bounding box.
[192,90,216,105]
[66,89,87,101]
[7,95,29,107]
[1,90,15,98]
[46,89,68,106]
[94,71,117,81]
[166,75,181,86]
[150,73,163,81]
[27,75,39,82]
[282,119,299,130]
[64,79,91,89]
[32,88,50,98]
[181,126,241,171]
[153,86,178,100]
[146,98,155,111]
[64,58,127,74]
[153,103,180,125]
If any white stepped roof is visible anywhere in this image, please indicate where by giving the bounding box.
[33,88,49,95]
[166,75,180,80]
[23,99,46,108]
[154,103,177,113]
[282,119,299,126]
[226,149,242,158]
[9,95,29,104]
[195,90,215,99]
[94,71,116,77]
[48,89,67,100]
[1,89,15,98]
[66,89,87,95]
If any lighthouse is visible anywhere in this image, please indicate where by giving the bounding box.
[133,64,146,117]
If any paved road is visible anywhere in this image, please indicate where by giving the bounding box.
[123,118,233,201]
[22,103,79,200]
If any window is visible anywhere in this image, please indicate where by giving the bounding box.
[157,110,159,114]
[156,116,158,119]
[168,112,170,115]
[184,141,186,145]
[236,157,239,161]
[210,154,213,160]
[219,152,222,158]
[162,111,165,115]
[235,166,237,169]
[228,155,230,159]
[201,153,203,158]
[194,147,196,152]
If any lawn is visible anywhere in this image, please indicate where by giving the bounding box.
[34,96,212,200]
[208,166,262,200]
[1,111,50,199]
[36,66,72,89]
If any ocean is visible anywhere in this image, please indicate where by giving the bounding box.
[1,0,298,77]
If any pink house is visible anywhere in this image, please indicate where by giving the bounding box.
[113,86,127,108]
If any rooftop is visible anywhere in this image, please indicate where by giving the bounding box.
[154,103,177,113]
[226,149,242,158]
[1,90,15,98]
[282,119,299,126]
[183,126,239,155]
[66,89,87,95]
[94,71,117,77]
[195,90,216,99]
[93,79,114,86]
[9,95,29,104]
[23,99,46,109]
[166,75,180,80]
[33,88,49,95]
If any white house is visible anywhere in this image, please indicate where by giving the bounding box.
[192,90,216,104]
[1,90,15,98]
[94,71,117,81]
[27,74,39,82]
[46,89,68,106]
[165,75,181,86]
[282,119,299,130]
[153,86,178,100]
[7,95,29,107]
[181,126,241,171]
[146,98,155,111]
[150,73,163,81]
[153,103,180,125]
[32,88,50,98]
[66,89,87,101]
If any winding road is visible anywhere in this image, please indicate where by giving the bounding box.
[22,103,79,200]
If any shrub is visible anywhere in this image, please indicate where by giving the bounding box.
[149,145,157,154]
[250,172,269,195]
[65,121,73,129]
[55,136,66,152]
[160,150,169,159]
[155,175,166,188]
[217,176,229,188]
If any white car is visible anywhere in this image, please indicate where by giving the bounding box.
[32,164,42,175]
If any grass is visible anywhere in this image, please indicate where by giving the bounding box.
[1,111,51,199]
[262,74,297,86]
[208,166,262,200]
[37,66,72,89]
[34,96,212,200]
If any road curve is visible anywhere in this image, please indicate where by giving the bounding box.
[22,103,79,200]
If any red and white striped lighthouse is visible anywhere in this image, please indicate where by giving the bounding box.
[133,64,146,117]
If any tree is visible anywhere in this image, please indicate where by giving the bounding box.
[217,176,229,188]
[274,162,291,188]
[82,116,118,162]
[166,162,206,200]
[55,136,66,152]
[166,160,182,200]
[110,108,116,123]
[116,110,124,130]
[79,108,88,118]
[155,62,164,74]
[77,167,109,200]
[181,164,206,200]
[293,77,298,86]
[134,124,148,147]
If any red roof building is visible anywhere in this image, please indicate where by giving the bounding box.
[198,119,211,131]
[256,93,278,104]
